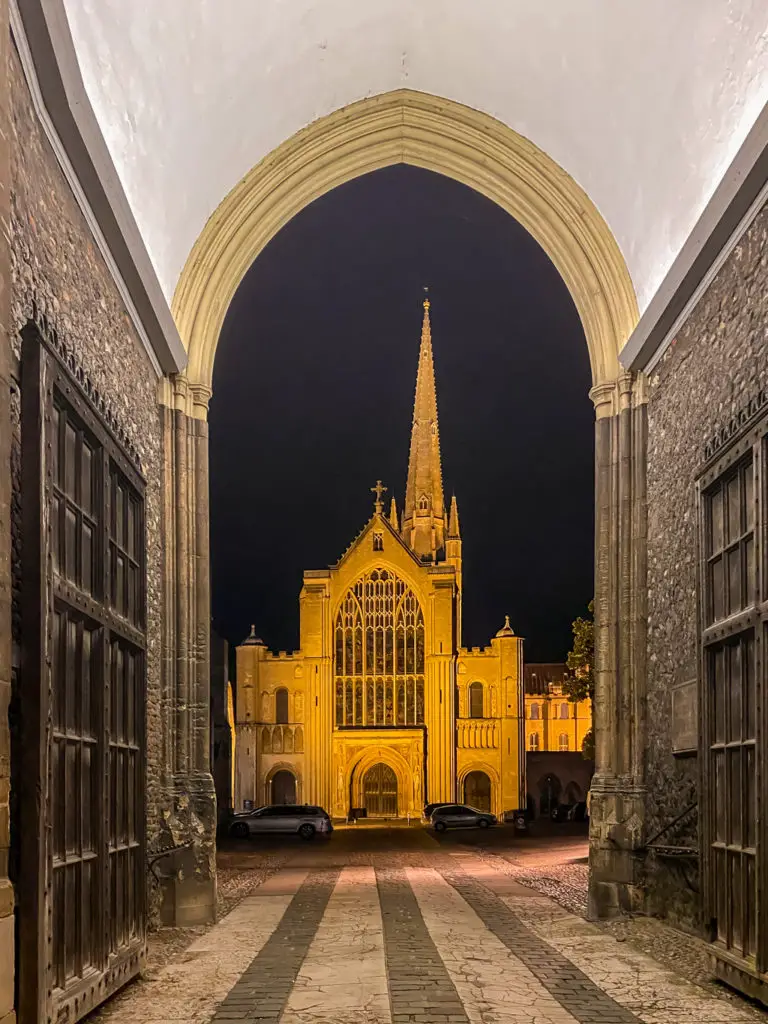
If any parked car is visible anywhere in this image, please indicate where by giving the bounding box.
[430,804,497,831]
[229,804,333,840]
[424,802,454,819]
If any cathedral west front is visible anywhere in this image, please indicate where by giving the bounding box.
[234,298,526,819]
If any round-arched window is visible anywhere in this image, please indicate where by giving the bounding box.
[469,682,484,719]
[275,687,289,724]
[558,733,569,751]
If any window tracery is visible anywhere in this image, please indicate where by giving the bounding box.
[334,568,425,726]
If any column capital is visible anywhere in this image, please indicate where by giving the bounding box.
[157,373,211,419]
[589,372,647,419]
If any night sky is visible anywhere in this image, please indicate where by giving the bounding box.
[209,165,593,666]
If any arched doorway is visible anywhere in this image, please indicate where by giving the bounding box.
[174,90,646,915]
[363,763,398,817]
[271,769,296,805]
[464,771,492,812]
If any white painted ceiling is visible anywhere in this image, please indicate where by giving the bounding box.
[62,0,767,311]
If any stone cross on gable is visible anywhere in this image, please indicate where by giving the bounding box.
[371,479,387,512]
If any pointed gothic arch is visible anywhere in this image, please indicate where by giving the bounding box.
[163,87,649,918]
[171,89,638,401]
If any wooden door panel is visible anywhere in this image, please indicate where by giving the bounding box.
[20,321,147,1024]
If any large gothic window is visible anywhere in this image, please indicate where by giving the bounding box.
[334,568,425,727]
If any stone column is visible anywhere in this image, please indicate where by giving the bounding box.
[0,0,15,1017]
[157,375,217,926]
[588,372,648,917]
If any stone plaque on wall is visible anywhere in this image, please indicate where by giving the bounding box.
[671,680,698,755]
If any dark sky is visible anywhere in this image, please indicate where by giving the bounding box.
[210,165,593,664]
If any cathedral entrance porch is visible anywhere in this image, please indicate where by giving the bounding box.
[334,734,424,820]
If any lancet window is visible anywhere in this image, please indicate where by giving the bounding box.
[334,568,425,727]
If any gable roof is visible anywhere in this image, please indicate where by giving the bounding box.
[332,510,424,570]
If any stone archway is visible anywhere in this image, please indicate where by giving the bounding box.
[163,88,648,918]
[464,770,492,812]
[264,762,302,806]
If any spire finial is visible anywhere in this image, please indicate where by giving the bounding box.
[423,284,430,312]
[371,479,387,513]
[243,624,265,646]
[495,615,515,638]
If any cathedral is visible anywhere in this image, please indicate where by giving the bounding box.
[234,298,526,819]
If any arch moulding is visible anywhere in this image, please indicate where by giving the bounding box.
[170,89,639,409]
[163,90,649,924]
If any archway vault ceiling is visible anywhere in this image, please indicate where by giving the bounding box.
[63,0,767,315]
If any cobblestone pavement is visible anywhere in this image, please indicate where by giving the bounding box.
[89,827,768,1024]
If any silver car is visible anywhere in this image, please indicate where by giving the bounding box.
[229,804,333,840]
[430,804,497,831]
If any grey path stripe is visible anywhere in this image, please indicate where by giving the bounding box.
[211,868,340,1024]
[442,866,643,1024]
[376,866,470,1024]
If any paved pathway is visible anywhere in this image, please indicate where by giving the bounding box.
[90,829,766,1024]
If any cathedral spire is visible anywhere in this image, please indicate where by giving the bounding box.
[402,292,446,558]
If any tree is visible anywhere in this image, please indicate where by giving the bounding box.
[563,600,595,759]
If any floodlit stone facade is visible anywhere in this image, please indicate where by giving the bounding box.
[235,301,526,819]
[524,664,593,755]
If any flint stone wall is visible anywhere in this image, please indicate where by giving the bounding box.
[8,45,170,921]
[645,200,768,929]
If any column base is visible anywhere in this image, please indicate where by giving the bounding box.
[587,777,646,919]
[159,772,218,927]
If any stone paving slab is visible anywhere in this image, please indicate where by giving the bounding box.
[505,895,760,1024]
[211,869,339,1024]
[89,891,295,1022]
[377,866,470,1024]
[408,865,578,1024]
[440,864,643,1024]
[87,836,768,1024]
[281,866,390,1024]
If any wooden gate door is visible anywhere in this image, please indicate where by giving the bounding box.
[19,321,147,1024]
[699,402,766,1000]
[363,763,398,816]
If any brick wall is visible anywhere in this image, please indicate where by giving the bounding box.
[644,201,768,928]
